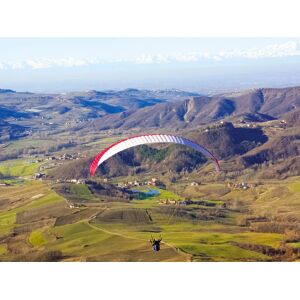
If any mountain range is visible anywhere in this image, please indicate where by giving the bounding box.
[81,87,300,131]
[0,88,199,137]
[1,86,299,134]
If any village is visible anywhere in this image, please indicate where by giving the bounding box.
[44,152,86,162]
[158,198,226,208]
[227,181,257,190]
[202,119,287,134]
[116,177,166,189]
[33,152,87,180]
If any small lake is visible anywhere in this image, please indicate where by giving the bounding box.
[132,188,160,198]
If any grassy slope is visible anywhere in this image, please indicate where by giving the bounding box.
[49,221,186,262]
[90,219,279,261]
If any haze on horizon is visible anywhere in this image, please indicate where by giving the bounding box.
[1,38,300,94]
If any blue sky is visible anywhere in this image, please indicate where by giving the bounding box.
[1,38,300,93]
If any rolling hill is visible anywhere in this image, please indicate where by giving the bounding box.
[83,87,300,131]
[0,86,299,135]
[0,88,199,133]
[0,120,28,142]
[241,129,300,169]
[48,122,269,179]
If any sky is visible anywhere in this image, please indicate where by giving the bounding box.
[1,38,300,93]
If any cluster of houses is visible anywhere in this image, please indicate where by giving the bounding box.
[203,121,229,133]
[203,120,257,132]
[56,178,86,184]
[227,181,257,190]
[235,118,287,129]
[264,119,287,129]
[34,172,86,185]
[37,153,87,173]
[202,119,287,134]
[232,119,259,128]
[159,198,225,208]
[117,178,164,188]
[46,152,86,161]
[159,199,178,205]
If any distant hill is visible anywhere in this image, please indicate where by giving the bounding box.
[0,89,16,94]
[240,128,300,169]
[0,120,28,142]
[239,105,300,171]
[186,122,268,159]
[258,87,300,116]
[84,87,300,130]
[63,89,179,110]
[1,86,299,135]
[0,88,198,135]
[0,106,34,119]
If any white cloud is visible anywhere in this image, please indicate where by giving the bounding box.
[134,41,300,64]
[221,41,300,59]
[0,57,101,70]
[135,53,172,64]
[0,41,300,70]
[25,57,102,69]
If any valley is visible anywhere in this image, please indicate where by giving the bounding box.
[0,86,299,261]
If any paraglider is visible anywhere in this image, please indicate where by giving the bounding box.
[90,134,220,176]
[90,134,220,253]
[150,235,162,252]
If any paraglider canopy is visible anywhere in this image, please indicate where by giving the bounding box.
[90,134,220,176]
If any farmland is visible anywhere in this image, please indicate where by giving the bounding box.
[0,156,300,261]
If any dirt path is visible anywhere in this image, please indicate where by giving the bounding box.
[87,220,145,241]
[87,220,191,261]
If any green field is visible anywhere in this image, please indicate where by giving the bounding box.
[0,159,42,177]
[70,184,94,200]
[29,231,47,246]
